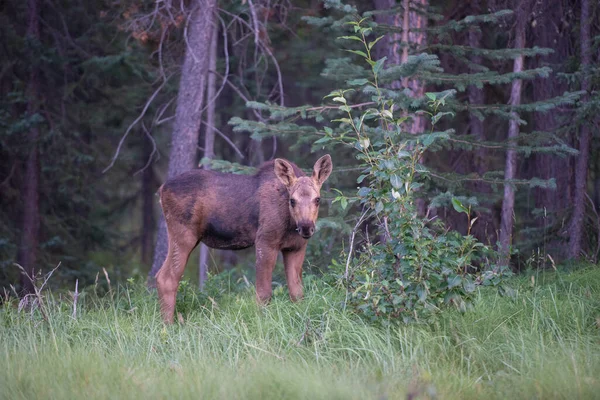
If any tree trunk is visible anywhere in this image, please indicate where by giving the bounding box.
[17,0,41,294]
[374,0,428,215]
[402,0,427,136]
[531,0,570,260]
[567,0,592,259]
[498,0,531,266]
[198,20,218,290]
[148,0,217,284]
[140,137,156,267]
[468,0,497,246]
[373,0,427,130]
[373,0,402,87]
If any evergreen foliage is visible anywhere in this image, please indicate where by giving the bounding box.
[231,0,585,266]
[0,0,170,289]
[0,0,598,299]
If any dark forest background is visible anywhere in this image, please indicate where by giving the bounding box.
[1,0,599,294]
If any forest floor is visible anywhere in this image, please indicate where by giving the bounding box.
[1,265,599,399]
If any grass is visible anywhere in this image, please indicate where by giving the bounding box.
[1,266,600,399]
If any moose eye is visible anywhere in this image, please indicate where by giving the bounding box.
[315,197,321,205]
[290,199,296,207]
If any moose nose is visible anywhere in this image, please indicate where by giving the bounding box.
[298,222,315,239]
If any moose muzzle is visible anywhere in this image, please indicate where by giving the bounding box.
[297,221,315,239]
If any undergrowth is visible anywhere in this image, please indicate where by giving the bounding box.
[1,265,600,399]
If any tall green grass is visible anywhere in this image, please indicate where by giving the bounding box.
[2,267,599,399]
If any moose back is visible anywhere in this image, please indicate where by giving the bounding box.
[155,155,332,323]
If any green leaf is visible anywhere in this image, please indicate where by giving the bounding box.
[373,57,387,75]
[340,197,348,210]
[417,286,427,302]
[357,187,371,197]
[368,35,385,50]
[365,58,376,67]
[448,274,462,289]
[323,90,342,99]
[381,109,393,119]
[361,27,373,36]
[332,118,352,124]
[375,201,384,213]
[422,134,435,147]
[332,96,347,104]
[426,92,436,101]
[451,198,469,214]
[463,278,476,293]
[338,35,363,42]
[347,78,369,86]
[345,49,368,58]
[390,174,402,189]
[314,136,330,145]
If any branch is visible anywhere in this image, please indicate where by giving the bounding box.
[133,121,159,176]
[246,0,261,52]
[345,207,370,279]
[16,262,62,323]
[305,102,376,112]
[0,163,16,187]
[200,120,245,159]
[103,77,170,173]
[218,6,285,106]
[198,14,231,116]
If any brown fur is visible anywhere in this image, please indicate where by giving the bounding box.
[155,155,333,323]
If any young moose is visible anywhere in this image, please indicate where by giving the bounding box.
[155,155,333,323]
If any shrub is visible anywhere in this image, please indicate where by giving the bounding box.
[321,19,511,324]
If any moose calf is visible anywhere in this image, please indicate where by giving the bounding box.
[155,155,333,323]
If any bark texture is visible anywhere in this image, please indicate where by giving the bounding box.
[141,137,156,267]
[498,0,532,266]
[531,0,570,259]
[468,0,498,245]
[374,0,428,215]
[198,20,219,290]
[17,0,41,294]
[567,0,592,259]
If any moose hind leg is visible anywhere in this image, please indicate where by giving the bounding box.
[156,225,198,323]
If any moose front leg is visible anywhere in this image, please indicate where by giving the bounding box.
[255,243,278,304]
[282,244,306,302]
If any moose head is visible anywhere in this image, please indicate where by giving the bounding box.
[274,154,333,239]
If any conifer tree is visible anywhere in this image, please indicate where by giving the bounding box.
[230,0,581,267]
[568,0,593,259]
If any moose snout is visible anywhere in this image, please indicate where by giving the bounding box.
[297,221,315,239]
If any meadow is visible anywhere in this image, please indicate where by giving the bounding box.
[2,266,599,399]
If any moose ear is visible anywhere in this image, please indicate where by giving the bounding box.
[312,154,333,187]
[274,159,298,188]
